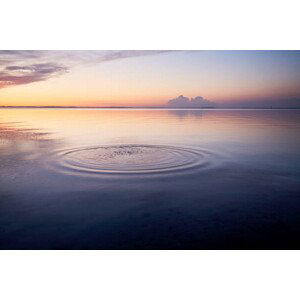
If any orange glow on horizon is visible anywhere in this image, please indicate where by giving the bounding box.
[1,50,300,107]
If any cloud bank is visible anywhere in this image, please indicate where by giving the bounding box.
[0,63,68,89]
[0,50,174,89]
[167,95,215,108]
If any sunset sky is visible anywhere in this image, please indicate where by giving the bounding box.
[0,50,299,107]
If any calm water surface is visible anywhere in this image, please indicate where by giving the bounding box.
[0,109,299,249]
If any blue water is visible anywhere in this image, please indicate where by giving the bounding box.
[0,109,299,249]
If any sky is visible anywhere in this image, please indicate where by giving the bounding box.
[0,50,299,107]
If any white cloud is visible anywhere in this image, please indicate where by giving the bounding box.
[167,95,215,108]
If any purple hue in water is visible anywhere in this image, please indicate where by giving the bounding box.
[0,109,299,249]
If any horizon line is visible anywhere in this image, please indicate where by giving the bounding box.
[1,105,299,110]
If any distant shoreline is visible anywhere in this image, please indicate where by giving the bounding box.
[0,106,299,110]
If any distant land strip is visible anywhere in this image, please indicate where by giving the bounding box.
[0,106,300,109]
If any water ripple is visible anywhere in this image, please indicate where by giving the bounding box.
[47,144,215,177]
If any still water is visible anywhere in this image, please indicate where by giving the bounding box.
[0,109,299,249]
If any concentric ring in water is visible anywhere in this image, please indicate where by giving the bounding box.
[49,144,211,176]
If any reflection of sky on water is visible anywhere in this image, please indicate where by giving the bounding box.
[0,109,300,249]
